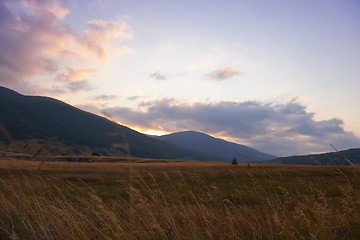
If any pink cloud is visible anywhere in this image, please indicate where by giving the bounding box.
[20,0,70,20]
[0,0,72,85]
[82,19,133,59]
[0,0,132,93]
[207,67,242,81]
[56,67,96,82]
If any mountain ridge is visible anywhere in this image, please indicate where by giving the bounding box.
[157,130,276,162]
[265,148,360,166]
[0,86,223,161]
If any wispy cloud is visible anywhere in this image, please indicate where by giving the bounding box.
[149,72,167,81]
[95,94,118,101]
[206,67,242,81]
[128,95,141,101]
[82,19,133,59]
[103,98,360,156]
[67,80,93,92]
[56,67,96,82]
[55,67,97,91]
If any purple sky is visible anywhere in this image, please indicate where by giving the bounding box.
[0,0,359,156]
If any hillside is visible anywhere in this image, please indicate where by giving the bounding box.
[0,87,222,161]
[266,148,360,166]
[157,131,276,162]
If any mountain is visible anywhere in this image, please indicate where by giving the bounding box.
[0,86,222,161]
[157,131,277,162]
[265,148,360,166]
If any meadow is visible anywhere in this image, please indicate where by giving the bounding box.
[0,158,359,239]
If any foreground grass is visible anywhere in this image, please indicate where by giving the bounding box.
[0,159,359,239]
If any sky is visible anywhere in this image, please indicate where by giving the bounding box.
[0,0,359,156]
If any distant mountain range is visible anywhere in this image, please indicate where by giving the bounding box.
[4,86,354,165]
[157,131,276,162]
[266,148,360,166]
[0,86,221,160]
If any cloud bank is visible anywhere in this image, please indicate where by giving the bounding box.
[103,99,360,156]
[0,0,132,93]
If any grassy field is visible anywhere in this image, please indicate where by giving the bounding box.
[0,158,359,239]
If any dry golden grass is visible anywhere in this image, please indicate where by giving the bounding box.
[0,158,359,239]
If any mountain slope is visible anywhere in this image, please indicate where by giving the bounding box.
[265,148,360,166]
[0,86,222,161]
[157,131,276,162]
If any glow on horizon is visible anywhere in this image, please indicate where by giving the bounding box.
[141,129,169,137]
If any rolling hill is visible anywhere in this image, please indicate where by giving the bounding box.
[265,148,360,166]
[0,86,222,161]
[157,131,276,162]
